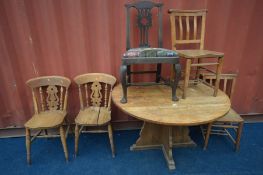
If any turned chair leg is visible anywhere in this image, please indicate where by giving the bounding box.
[75,124,80,156]
[59,126,69,162]
[108,123,115,157]
[204,123,213,150]
[156,63,162,83]
[235,122,244,151]
[183,59,191,99]
[195,58,201,85]
[25,128,31,164]
[64,118,71,139]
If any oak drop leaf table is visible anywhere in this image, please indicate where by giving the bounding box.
[112,83,230,170]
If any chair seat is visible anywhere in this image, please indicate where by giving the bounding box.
[177,49,224,59]
[123,48,178,58]
[24,111,66,129]
[75,107,111,126]
[216,108,244,123]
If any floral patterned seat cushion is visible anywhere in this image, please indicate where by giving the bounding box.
[123,48,178,58]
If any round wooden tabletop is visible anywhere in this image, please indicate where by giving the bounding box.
[112,83,231,126]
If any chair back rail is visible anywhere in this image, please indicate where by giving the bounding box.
[26,76,71,114]
[125,1,163,50]
[74,73,116,110]
[201,73,237,101]
[168,9,207,50]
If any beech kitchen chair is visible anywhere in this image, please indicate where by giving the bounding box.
[200,73,244,151]
[74,73,116,157]
[25,76,71,164]
[168,9,224,99]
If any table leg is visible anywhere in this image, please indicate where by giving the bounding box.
[161,126,175,170]
[172,63,181,101]
[130,122,196,170]
[183,59,192,99]
[120,64,128,103]
[214,57,224,96]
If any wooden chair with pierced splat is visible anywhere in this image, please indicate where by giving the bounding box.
[168,9,224,99]
[24,76,71,164]
[74,73,116,157]
[200,73,244,151]
[120,1,181,104]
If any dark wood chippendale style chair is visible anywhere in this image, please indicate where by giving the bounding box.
[24,76,71,164]
[74,73,116,157]
[200,73,244,151]
[168,9,224,99]
[125,1,163,83]
[120,1,181,103]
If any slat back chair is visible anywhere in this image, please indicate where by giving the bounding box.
[200,73,244,151]
[200,73,237,100]
[125,1,163,83]
[168,9,224,99]
[25,76,71,164]
[169,9,207,50]
[74,73,116,157]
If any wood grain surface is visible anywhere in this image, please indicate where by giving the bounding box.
[112,83,230,126]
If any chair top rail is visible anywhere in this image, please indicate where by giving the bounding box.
[74,73,116,86]
[26,76,71,88]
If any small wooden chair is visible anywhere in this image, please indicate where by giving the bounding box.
[74,73,116,157]
[25,76,71,164]
[168,9,224,99]
[200,73,244,151]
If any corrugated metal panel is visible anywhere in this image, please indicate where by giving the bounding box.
[0,0,262,127]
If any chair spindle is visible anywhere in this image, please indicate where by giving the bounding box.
[32,90,38,114]
[186,16,190,40]
[107,86,113,110]
[200,14,206,49]
[104,84,108,107]
[230,78,236,101]
[78,85,84,110]
[223,78,227,93]
[63,89,68,112]
[39,87,45,111]
[194,16,197,40]
[179,16,183,40]
[60,86,64,110]
[84,84,89,107]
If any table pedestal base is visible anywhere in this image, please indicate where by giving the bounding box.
[130,122,196,170]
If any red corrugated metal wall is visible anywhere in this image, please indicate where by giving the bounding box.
[0,0,263,127]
